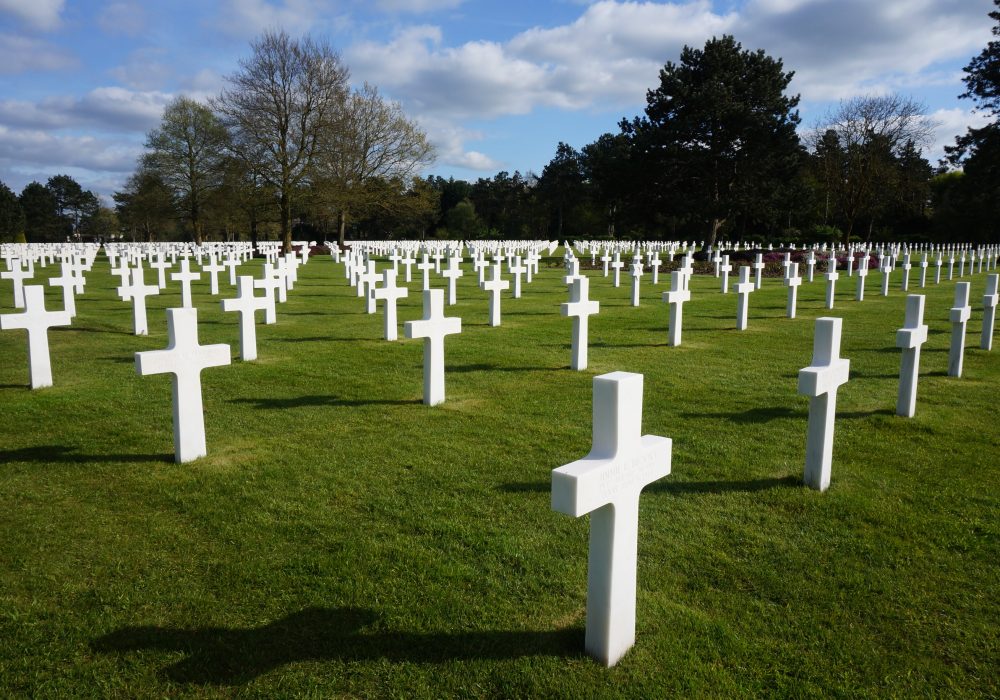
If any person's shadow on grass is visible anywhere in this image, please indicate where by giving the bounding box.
[91,606,582,685]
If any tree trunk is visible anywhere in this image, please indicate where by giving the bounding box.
[280,189,292,254]
[707,217,726,249]
[338,209,348,248]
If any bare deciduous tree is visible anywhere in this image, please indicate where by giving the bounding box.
[315,83,434,245]
[214,30,350,252]
[811,94,936,243]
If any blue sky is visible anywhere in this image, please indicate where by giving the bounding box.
[0,0,994,202]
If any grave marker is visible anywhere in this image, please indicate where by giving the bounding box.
[481,263,510,327]
[551,371,671,667]
[824,256,839,309]
[562,276,599,370]
[662,270,690,346]
[404,289,461,406]
[949,282,972,377]
[119,266,160,336]
[222,275,270,361]
[0,285,71,388]
[895,294,928,417]
[135,307,231,463]
[371,268,409,341]
[785,262,802,318]
[734,265,754,330]
[797,317,850,491]
[170,259,201,308]
[981,273,998,351]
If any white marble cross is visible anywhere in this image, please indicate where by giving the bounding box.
[900,253,912,291]
[551,371,671,667]
[135,307,231,463]
[824,256,839,309]
[935,253,944,284]
[119,266,160,335]
[895,294,928,417]
[371,268,409,341]
[442,255,464,305]
[919,253,929,288]
[752,253,765,290]
[222,275,270,360]
[361,261,380,314]
[509,256,526,299]
[880,256,893,297]
[481,263,509,327]
[855,255,869,301]
[600,251,611,277]
[734,265,754,330]
[401,250,415,283]
[48,262,79,317]
[719,254,732,293]
[404,289,461,406]
[948,282,972,377]
[806,251,816,283]
[223,253,240,286]
[417,254,435,292]
[562,276,599,370]
[253,264,281,324]
[785,262,802,318]
[150,254,171,289]
[662,270,691,346]
[610,253,624,288]
[981,273,998,351]
[0,285,72,388]
[649,252,661,285]
[1,260,32,309]
[564,258,582,288]
[202,255,226,295]
[170,258,201,308]
[798,317,850,491]
[629,261,643,307]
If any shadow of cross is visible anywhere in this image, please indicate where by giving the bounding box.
[91,607,582,685]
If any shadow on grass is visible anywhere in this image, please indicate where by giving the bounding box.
[231,396,420,409]
[500,475,800,495]
[838,408,895,419]
[280,336,367,343]
[0,445,173,463]
[91,607,582,685]
[681,406,804,424]
[448,362,557,373]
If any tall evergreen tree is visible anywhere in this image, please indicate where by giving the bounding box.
[941,0,1000,242]
[625,35,801,246]
[0,180,25,242]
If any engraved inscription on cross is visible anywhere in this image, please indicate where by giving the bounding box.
[552,372,671,667]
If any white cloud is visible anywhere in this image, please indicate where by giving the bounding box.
[0,125,141,174]
[417,117,503,171]
[739,0,991,101]
[926,106,992,163]
[375,0,464,12]
[109,49,171,91]
[0,87,171,133]
[97,1,146,37]
[0,33,76,74]
[213,0,343,37]
[0,0,64,30]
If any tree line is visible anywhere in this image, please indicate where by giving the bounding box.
[3,5,999,247]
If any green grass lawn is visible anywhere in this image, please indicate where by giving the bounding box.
[1,249,997,698]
